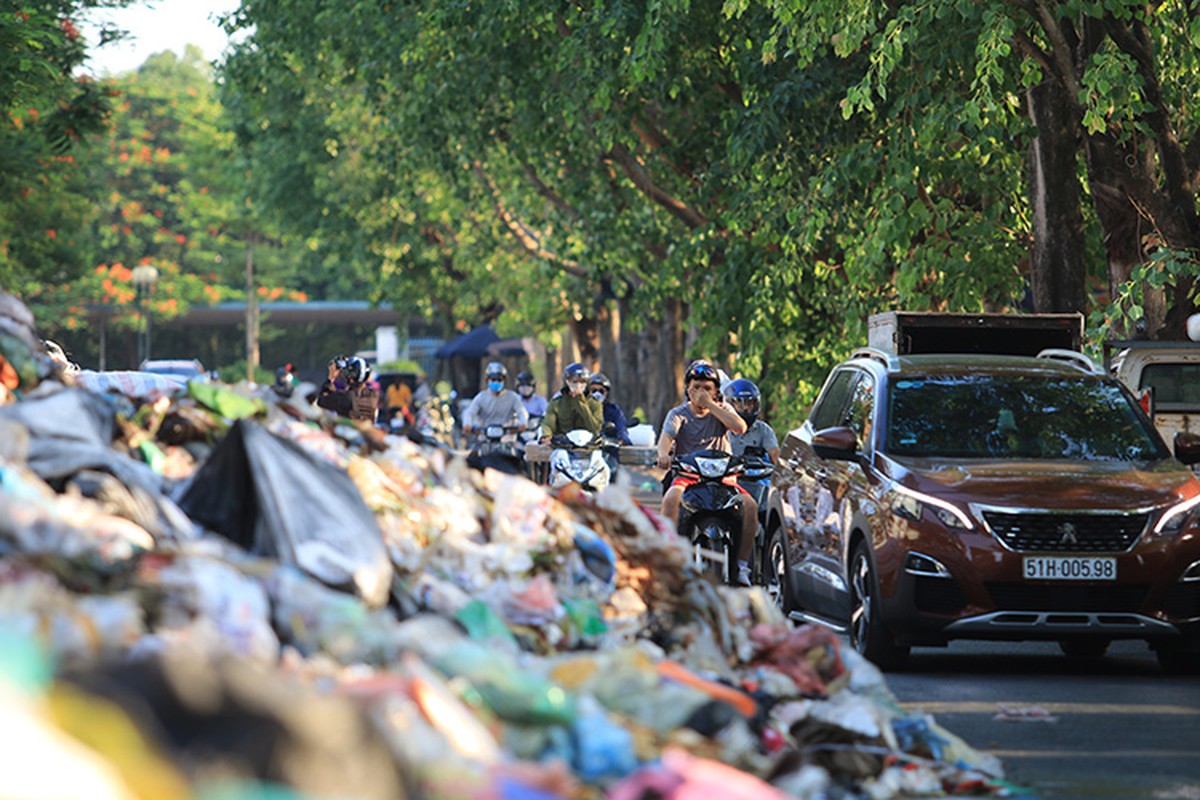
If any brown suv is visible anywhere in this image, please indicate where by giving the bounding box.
[768,348,1200,671]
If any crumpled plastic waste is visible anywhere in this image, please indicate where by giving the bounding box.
[0,303,1020,800]
[178,420,393,608]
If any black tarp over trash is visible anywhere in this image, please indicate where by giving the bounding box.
[178,420,393,608]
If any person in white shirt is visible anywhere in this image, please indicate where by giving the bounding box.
[462,361,528,434]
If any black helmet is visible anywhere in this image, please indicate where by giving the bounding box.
[726,378,760,423]
[343,356,370,384]
[587,372,612,392]
[516,370,535,386]
[485,361,507,380]
[684,359,720,386]
[562,362,590,384]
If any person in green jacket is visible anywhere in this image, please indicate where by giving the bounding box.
[541,362,604,440]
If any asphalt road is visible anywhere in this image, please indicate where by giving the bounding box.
[884,640,1200,800]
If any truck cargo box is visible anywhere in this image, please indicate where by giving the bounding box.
[868,311,1084,356]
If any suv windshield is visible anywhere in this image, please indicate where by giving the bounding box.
[886,374,1166,461]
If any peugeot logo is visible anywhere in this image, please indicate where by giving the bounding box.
[1057,522,1078,545]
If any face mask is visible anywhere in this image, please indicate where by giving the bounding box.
[518,385,534,397]
[488,380,504,392]
[590,390,606,401]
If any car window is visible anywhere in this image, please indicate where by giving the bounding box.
[886,374,1168,461]
[808,369,858,431]
[1141,363,1200,408]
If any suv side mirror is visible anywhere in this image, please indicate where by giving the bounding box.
[812,426,858,461]
[1174,432,1200,465]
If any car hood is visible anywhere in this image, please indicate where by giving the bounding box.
[885,456,1199,511]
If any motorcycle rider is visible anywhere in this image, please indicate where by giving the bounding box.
[516,370,549,417]
[542,362,604,439]
[656,360,756,586]
[587,372,632,445]
[318,356,379,423]
[462,361,528,436]
[726,378,780,463]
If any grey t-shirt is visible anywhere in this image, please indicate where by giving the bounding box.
[662,403,732,455]
[730,419,779,458]
[463,389,528,429]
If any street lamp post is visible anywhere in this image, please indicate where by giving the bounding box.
[131,265,159,367]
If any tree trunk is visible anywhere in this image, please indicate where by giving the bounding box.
[1026,78,1088,314]
[1083,133,1166,338]
[245,234,260,380]
[616,295,640,420]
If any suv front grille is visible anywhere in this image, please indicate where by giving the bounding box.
[981,511,1148,553]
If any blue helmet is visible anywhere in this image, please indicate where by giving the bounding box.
[726,378,760,423]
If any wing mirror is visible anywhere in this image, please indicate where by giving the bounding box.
[1174,431,1200,465]
[812,426,858,461]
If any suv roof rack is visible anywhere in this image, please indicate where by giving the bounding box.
[850,347,900,371]
[1036,348,1105,375]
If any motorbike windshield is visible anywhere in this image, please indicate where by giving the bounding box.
[886,374,1167,461]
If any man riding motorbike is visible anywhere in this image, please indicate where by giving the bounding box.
[516,370,548,417]
[462,362,529,436]
[541,362,604,439]
[656,360,757,586]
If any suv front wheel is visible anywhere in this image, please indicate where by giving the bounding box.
[850,542,910,670]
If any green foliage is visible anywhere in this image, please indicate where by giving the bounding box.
[1093,247,1200,343]
[0,0,126,289]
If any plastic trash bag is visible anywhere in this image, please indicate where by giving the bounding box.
[0,386,196,542]
[177,420,393,608]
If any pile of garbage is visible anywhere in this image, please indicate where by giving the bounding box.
[0,293,1025,799]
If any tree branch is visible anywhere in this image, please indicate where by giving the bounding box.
[1103,16,1196,196]
[471,161,588,278]
[522,163,582,220]
[1010,29,1054,77]
[604,142,709,229]
[1029,0,1084,106]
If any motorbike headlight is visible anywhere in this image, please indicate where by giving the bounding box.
[694,456,729,479]
[890,483,974,530]
[485,425,505,438]
[1154,494,1200,534]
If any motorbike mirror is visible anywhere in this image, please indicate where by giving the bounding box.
[629,416,642,426]
[812,426,858,461]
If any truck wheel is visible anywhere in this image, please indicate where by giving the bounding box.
[850,542,909,670]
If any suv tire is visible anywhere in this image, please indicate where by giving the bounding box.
[762,525,793,615]
[850,542,909,670]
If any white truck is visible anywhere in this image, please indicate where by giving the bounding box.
[1106,339,1200,446]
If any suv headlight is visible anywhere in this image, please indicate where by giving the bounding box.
[890,483,974,530]
[1154,494,1200,534]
